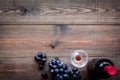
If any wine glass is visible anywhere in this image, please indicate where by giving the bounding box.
[70,50,88,68]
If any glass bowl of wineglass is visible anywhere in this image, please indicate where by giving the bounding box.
[70,50,88,68]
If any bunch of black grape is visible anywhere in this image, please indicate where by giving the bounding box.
[49,57,81,80]
[35,52,48,79]
[35,52,47,70]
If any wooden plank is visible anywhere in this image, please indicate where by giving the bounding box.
[0,0,120,24]
[0,25,119,57]
[0,57,120,80]
[0,0,16,24]
[0,0,13,6]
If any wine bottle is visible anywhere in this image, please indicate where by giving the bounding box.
[87,58,117,78]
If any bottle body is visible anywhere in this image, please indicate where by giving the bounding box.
[87,58,117,79]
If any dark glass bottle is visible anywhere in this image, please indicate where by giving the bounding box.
[87,58,117,79]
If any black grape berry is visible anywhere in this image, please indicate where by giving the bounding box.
[53,65,57,69]
[42,58,46,63]
[63,64,67,69]
[66,69,71,76]
[55,68,59,74]
[50,69,55,74]
[42,54,46,58]
[41,71,48,79]
[59,75,63,80]
[56,60,61,64]
[58,63,63,68]
[49,63,53,68]
[55,57,59,60]
[63,74,69,80]
[72,67,78,72]
[73,74,78,80]
[51,60,57,65]
[75,71,80,76]
[37,52,43,57]
[59,68,64,73]
[35,55,40,62]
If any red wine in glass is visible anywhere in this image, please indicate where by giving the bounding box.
[70,50,88,68]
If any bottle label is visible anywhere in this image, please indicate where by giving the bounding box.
[99,62,111,67]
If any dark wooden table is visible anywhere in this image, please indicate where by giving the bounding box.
[0,0,120,80]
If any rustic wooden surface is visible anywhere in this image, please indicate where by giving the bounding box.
[0,0,120,24]
[0,0,120,80]
[0,25,120,80]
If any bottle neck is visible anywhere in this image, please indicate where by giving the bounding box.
[104,65,117,76]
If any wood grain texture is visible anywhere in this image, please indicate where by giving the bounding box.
[0,0,120,24]
[0,25,120,58]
